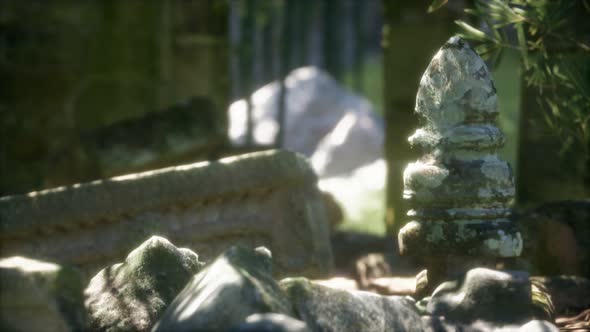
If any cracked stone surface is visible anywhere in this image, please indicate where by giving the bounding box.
[398,36,522,259]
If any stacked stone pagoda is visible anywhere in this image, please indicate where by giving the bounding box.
[398,37,522,282]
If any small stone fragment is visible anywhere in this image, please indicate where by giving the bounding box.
[426,268,533,324]
[280,277,423,332]
[0,256,87,332]
[422,316,558,332]
[84,236,203,332]
[152,246,293,332]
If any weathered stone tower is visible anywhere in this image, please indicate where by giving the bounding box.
[398,37,522,283]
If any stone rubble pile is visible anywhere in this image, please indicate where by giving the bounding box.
[0,235,559,332]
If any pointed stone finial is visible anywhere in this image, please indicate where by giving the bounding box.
[398,37,522,264]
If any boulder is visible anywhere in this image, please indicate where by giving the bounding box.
[84,236,203,332]
[0,256,87,332]
[153,246,294,332]
[228,313,310,332]
[310,110,383,177]
[280,277,423,332]
[426,268,533,324]
[228,67,383,176]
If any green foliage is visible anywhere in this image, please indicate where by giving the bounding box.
[430,0,590,156]
[428,0,449,14]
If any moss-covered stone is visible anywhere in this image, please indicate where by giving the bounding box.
[426,268,533,324]
[153,246,293,332]
[84,236,203,331]
[280,277,423,332]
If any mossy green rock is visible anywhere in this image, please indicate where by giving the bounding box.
[84,236,203,332]
[153,246,294,332]
[0,256,87,332]
[427,268,533,324]
[280,277,423,332]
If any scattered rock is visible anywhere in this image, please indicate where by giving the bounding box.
[228,313,310,332]
[422,316,558,332]
[153,246,294,332]
[0,256,87,332]
[280,277,423,332]
[426,268,533,324]
[84,236,203,332]
[355,253,392,289]
[330,231,400,276]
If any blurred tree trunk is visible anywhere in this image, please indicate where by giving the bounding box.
[297,0,312,67]
[381,0,460,238]
[261,4,275,83]
[239,0,255,146]
[352,0,364,93]
[277,0,294,148]
[323,0,342,81]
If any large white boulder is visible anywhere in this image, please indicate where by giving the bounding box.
[228,67,383,177]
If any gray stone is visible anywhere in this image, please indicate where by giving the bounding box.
[399,36,522,260]
[0,149,333,278]
[280,277,423,332]
[422,317,558,332]
[84,236,203,332]
[228,313,310,332]
[152,246,294,332]
[530,275,590,315]
[0,256,87,332]
[426,268,533,324]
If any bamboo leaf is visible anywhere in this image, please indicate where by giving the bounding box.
[455,20,490,41]
[428,0,448,13]
[516,24,529,69]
